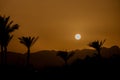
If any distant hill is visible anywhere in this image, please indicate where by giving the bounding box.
[101,45,120,58]
[30,50,63,69]
[0,45,120,69]
[2,52,25,65]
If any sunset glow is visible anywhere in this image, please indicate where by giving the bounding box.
[0,0,120,52]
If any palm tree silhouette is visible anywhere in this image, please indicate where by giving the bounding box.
[18,36,38,66]
[57,51,74,66]
[0,15,19,64]
[88,40,106,56]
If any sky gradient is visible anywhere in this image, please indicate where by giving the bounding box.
[0,0,120,53]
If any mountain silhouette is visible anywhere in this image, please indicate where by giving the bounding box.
[0,52,25,65]
[0,45,120,69]
[101,45,120,58]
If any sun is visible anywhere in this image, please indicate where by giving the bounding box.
[75,34,81,40]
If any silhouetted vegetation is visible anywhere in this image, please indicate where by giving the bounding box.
[57,51,74,66]
[18,36,38,66]
[0,15,19,64]
[0,15,120,79]
[88,40,106,57]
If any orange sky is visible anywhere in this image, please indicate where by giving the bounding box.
[0,0,120,53]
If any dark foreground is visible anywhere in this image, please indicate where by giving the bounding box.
[0,56,120,79]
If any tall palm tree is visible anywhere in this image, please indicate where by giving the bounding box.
[88,40,106,56]
[57,51,74,66]
[0,15,19,64]
[18,36,38,66]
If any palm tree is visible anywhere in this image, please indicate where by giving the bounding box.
[0,15,19,64]
[88,40,106,56]
[57,51,74,66]
[18,36,38,66]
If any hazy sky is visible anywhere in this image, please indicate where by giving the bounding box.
[0,0,120,53]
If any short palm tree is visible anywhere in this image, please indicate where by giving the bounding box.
[0,15,19,64]
[88,40,106,56]
[57,51,74,66]
[18,36,38,66]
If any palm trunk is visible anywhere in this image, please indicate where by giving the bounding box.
[98,49,101,57]
[97,49,101,61]
[4,46,7,65]
[26,47,30,66]
[1,45,4,64]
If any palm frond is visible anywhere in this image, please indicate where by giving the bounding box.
[4,16,10,25]
[8,24,19,33]
[7,35,13,45]
[4,35,13,46]
[88,39,106,54]
[31,36,39,46]
[19,37,28,47]
[18,36,38,48]
[7,20,13,27]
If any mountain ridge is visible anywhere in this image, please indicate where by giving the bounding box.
[0,45,119,69]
